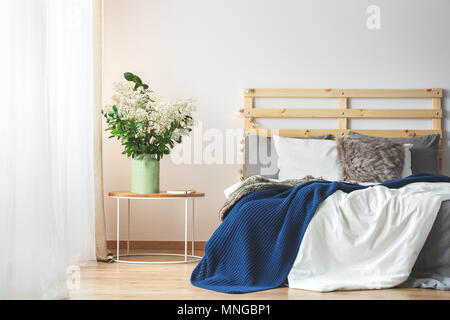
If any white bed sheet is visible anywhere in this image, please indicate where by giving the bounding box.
[287,182,450,292]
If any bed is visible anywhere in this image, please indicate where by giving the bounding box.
[191,88,449,293]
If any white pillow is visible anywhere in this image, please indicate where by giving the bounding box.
[402,144,413,178]
[224,182,243,199]
[273,136,340,181]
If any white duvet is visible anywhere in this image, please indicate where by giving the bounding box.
[287,182,450,292]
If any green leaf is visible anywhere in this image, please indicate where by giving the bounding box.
[124,72,135,81]
[133,75,142,85]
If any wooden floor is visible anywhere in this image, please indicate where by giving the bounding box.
[69,249,450,300]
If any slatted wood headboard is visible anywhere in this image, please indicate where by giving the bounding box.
[243,88,443,172]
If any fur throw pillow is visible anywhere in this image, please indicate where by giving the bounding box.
[336,135,405,183]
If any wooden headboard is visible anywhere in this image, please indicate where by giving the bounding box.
[243,88,443,172]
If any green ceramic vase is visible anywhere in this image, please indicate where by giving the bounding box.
[131,154,160,194]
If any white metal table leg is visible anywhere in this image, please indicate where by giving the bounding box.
[116,198,120,261]
[112,195,203,264]
[192,198,195,256]
[184,198,188,262]
[127,199,130,255]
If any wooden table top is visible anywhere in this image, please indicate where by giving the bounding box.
[108,191,205,198]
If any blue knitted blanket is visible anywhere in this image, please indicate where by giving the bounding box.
[191,174,450,293]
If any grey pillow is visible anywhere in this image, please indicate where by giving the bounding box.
[348,132,440,174]
[336,135,405,183]
[243,134,334,179]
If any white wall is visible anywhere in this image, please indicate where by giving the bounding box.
[103,0,450,241]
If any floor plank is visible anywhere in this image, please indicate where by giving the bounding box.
[69,249,450,300]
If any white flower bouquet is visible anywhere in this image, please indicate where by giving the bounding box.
[103,72,196,160]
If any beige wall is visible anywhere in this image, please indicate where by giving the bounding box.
[103,0,450,241]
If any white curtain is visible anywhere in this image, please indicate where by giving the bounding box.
[0,0,97,299]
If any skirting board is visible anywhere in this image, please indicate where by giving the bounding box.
[107,240,206,251]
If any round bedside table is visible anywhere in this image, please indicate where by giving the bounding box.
[108,191,205,264]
